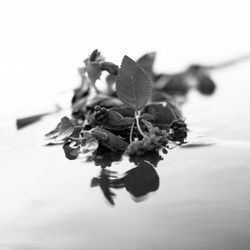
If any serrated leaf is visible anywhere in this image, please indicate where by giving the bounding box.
[116,55,152,112]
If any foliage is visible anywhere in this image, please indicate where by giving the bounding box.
[45,50,188,160]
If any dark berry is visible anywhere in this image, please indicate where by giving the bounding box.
[94,105,101,111]
[93,106,108,122]
[168,119,188,143]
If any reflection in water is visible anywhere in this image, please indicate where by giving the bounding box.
[87,145,124,167]
[91,150,162,205]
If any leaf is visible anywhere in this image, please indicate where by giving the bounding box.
[16,113,46,129]
[143,101,182,129]
[158,73,190,95]
[91,128,128,151]
[89,49,102,62]
[91,177,100,187]
[45,117,74,142]
[63,135,98,160]
[84,50,105,86]
[86,62,102,85]
[63,142,80,160]
[136,52,156,77]
[116,55,152,112]
[91,145,124,167]
[140,113,154,121]
[79,137,99,156]
[196,74,216,95]
[88,109,134,131]
[99,169,116,205]
[86,94,123,110]
[124,161,159,198]
[17,106,61,130]
[101,110,134,130]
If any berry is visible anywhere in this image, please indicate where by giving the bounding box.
[168,119,187,143]
[93,106,108,122]
[94,105,101,112]
[126,127,169,157]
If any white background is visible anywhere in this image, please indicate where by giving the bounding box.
[0,0,250,119]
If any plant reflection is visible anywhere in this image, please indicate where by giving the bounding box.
[90,150,163,205]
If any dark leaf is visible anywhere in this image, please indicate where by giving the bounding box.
[17,106,61,130]
[89,49,101,62]
[63,142,79,160]
[101,110,134,130]
[124,161,159,198]
[16,113,47,129]
[91,128,128,151]
[86,94,123,110]
[140,112,154,121]
[91,145,123,167]
[110,106,135,117]
[196,74,216,95]
[116,55,152,112]
[99,169,116,205]
[91,177,100,187]
[143,99,182,128]
[155,73,190,95]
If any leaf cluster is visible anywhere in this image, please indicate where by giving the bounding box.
[45,50,188,162]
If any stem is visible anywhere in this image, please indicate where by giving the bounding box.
[202,53,250,71]
[129,121,135,143]
[135,111,147,138]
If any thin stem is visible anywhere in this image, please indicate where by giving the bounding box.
[129,121,135,143]
[135,112,147,138]
[202,53,250,71]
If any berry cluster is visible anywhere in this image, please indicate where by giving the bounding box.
[168,119,187,143]
[94,106,108,122]
[126,128,168,156]
[149,127,168,146]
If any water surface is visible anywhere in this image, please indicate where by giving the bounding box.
[1,66,250,250]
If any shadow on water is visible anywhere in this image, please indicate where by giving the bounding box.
[90,148,162,205]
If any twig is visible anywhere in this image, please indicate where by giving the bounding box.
[135,112,147,138]
[129,121,135,143]
[202,53,250,71]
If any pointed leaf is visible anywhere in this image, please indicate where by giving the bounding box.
[45,117,74,142]
[116,55,152,112]
[136,52,156,77]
